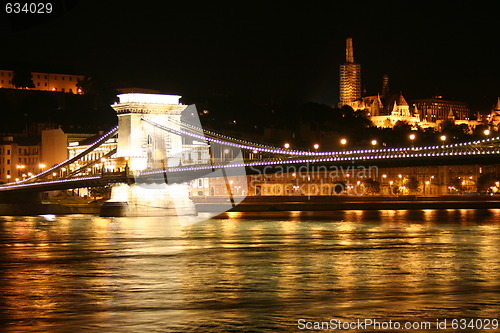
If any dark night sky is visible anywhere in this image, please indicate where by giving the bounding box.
[1,0,498,109]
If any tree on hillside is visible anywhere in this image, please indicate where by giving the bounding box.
[332,181,346,195]
[476,173,497,192]
[76,76,119,107]
[393,120,412,133]
[76,76,118,126]
[363,178,380,195]
[439,119,470,141]
[404,176,420,194]
[12,69,35,89]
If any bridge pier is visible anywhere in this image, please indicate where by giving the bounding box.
[100,183,196,217]
[100,93,197,217]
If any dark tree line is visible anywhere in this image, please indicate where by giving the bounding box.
[12,69,35,89]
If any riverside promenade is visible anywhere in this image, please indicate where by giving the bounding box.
[193,195,500,212]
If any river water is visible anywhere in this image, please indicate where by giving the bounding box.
[0,209,499,332]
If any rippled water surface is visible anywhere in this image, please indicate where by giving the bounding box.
[0,209,499,332]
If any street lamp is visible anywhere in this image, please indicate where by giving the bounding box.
[223,148,231,161]
[371,139,377,147]
[284,142,290,149]
[440,135,447,143]
[16,165,25,177]
[313,143,319,150]
[340,138,347,146]
[409,133,416,147]
[484,129,491,136]
[424,180,430,196]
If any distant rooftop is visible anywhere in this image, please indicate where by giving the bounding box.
[117,93,182,105]
[117,87,161,94]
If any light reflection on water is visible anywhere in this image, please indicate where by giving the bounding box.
[0,210,499,332]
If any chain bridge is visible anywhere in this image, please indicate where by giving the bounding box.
[1,93,499,215]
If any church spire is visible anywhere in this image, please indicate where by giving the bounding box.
[346,38,354,63]
[495,97,500,111]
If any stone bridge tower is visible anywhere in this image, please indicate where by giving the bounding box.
[101,93,196,217]
[113,93,186,170]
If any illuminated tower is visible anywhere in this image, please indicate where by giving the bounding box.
[339,38,361,107]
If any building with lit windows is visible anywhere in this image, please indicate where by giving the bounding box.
[0,69,84,93]
[0,136,41,183]
[410,96,471,125]
[41,128,96,168]
[245,164,497,197]
[0,128,101,184]
[349,74,472,129]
